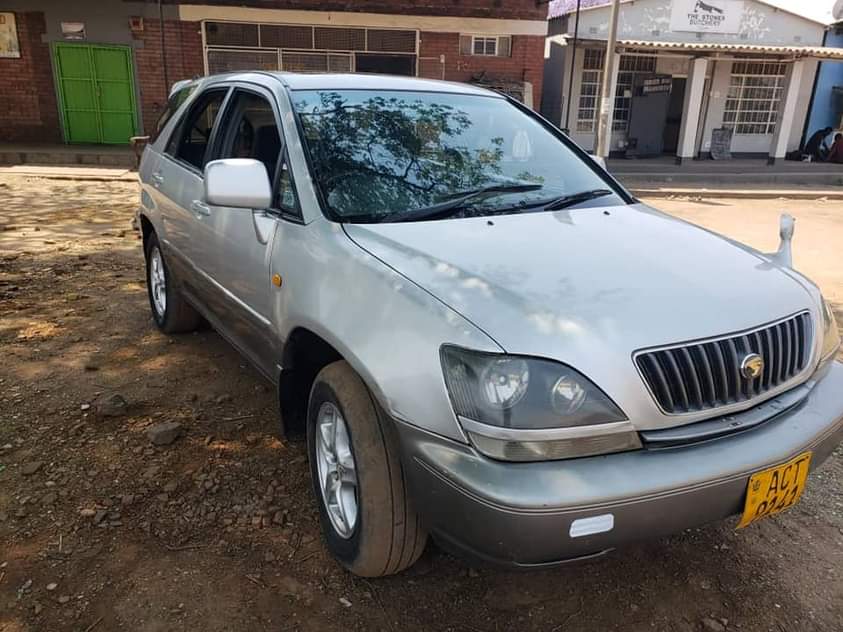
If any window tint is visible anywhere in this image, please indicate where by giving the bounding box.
[168,89,227,171]
[217,90,300,216]
[217,91,281,177]
[151,84,197,143]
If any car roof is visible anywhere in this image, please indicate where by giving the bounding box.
[199,72,503,98]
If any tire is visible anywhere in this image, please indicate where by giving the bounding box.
[144,233,201,334]
[307,361,427,577]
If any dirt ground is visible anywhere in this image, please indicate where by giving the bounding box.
[0,174,841,632]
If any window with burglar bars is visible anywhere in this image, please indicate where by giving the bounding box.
[615,55,657,131]
[723,61,786,135]
[576,49,603,132]
[576,50,656,133]
[203,21,416,75]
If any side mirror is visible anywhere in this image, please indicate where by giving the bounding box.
[590,154,607,170]
[204,158,272,209]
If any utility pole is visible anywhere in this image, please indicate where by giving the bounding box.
[594,0,621,158]
[562,0,582,134]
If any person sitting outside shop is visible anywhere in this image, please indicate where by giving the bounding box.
[827,133,843,164]
[804,126,833,161]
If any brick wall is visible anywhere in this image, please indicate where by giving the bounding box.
[133,19,204,135]
[419,32,544,107]
[0,12,61,143]
[159,0,546,20]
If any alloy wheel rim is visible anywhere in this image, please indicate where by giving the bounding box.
[149,247,167,318]
[315,401,359,538]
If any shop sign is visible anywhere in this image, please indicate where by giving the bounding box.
[670,0,744,34]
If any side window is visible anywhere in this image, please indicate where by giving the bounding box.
[166,89,227,171]
[217,91,281,177]
[151,84,197,143]
[216,90,300,216]
[275,157,300,215]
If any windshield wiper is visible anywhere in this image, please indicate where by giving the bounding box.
[539,188,614,211]
[378,183,543,223]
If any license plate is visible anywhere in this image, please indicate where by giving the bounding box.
[737,452,812,529]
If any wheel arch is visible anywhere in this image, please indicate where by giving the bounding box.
[277,326,345,437]
[139,213,155,252]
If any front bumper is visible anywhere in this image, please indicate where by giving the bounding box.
[395,361,843,568]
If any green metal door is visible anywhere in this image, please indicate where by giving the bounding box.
[53,43,138,144]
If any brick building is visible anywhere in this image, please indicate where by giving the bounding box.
[0,1,547,145]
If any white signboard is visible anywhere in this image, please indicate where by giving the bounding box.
[670,0,745,34]
[0,12,20,58]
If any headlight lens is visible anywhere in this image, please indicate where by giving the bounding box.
[440,346,626,430]
[820,297,841,363]
[480,358,529,409]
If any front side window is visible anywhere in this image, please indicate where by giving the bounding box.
[216,90,281,177]
[293,89,623,223]
[215,89,300,215]
[167,89,227,171]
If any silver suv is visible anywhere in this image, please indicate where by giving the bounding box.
[138,72,843,576]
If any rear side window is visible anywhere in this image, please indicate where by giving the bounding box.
[151,84,197,143]
[166,89,227,171]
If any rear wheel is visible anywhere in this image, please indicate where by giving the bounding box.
[307,361,427,576]
[145,233,201,334]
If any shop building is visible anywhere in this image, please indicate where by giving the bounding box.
[0,1,547,145]
[542,0,843,161]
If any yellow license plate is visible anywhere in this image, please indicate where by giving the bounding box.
[737,452,812,529]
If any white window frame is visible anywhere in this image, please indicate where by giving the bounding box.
[472,35,498,56]
[460,34,512,57]
[576,50,657,134]
[723,60,786,136]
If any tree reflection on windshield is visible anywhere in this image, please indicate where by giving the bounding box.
[293,89,610,222]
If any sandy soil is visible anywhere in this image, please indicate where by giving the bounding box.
[0,175,841,631]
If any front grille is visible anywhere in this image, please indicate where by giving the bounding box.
[635,312,812,415]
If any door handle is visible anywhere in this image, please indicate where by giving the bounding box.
[191,200,211,217]
[151,172,164,188]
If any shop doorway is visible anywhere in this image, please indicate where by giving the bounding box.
[662,78,687,154]
[52,43,138,144]
[355,53,415,76]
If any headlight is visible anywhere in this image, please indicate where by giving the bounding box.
[440,346,640,461]
[819,297,841,363]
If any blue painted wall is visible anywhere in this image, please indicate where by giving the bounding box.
[805,26,843,144]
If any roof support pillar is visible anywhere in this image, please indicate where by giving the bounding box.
[675,57,708,164]
[768,59,805,165]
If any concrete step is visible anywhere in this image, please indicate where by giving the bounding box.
[0,144,137,169]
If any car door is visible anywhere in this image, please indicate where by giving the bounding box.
[154,87,229,291]
[192,85,301,378]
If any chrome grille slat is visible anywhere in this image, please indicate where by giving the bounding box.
[694,345,717,408]
[635,312,812,415]
[761,327,774,390]
[662,350,690,411]
[780,321,789,381]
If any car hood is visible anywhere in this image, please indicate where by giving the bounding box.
[343,203,820,428]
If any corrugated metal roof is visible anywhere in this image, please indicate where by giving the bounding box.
[548,0,839,26]
[614,39,843,58]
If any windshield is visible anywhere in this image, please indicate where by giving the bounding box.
[292,89,626,223]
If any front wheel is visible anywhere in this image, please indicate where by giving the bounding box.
[145,233,201,334]
[307,361,427,577]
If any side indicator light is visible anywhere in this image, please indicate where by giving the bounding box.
[271,273,282,287]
